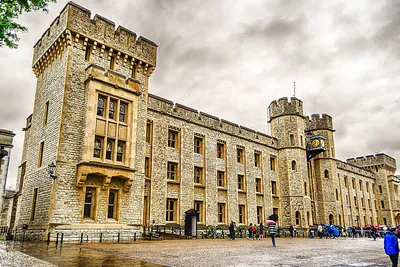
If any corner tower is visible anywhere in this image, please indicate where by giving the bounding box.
[268,97,311,228]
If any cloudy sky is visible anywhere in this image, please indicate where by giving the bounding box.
[1,0,400,189]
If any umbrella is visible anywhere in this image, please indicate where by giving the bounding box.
[265,219,276,225]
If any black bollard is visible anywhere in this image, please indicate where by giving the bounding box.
[134,232,137,241]
[222,231,224,239]
[47,232,51,245]
[100,232,103,243]
[56,233,59,246]
[61,233,64,244]
[80,233,83,243]
[118,233,120,243]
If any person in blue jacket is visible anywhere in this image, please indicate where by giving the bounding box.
[384,227,399,267]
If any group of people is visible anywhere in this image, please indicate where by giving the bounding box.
[228,221,277,246]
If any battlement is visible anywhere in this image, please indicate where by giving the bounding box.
[306,113,334,131]
[148,94,278,147]
[347,153,397,171]
[268,97,304,121]
[336,160,375,179]
[32,2,157,75]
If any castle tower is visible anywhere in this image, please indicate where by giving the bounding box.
[306,114,341,225]
[14,2,157,240]
[268,97,311,228]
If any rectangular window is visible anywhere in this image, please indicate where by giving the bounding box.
[366,182,369,192]
[30,188,38,221]
[255,178,262,193]
[383,218,387,225]
[194,167,203,184]
[254,152,261,168]
[194,137,203,154]
[97,95,106,117]
[238,175,245,190]
[372,183,375,193]
[368,199,371,208]
[381,201,385,209]
[109,99,117,120]
[300,135,303,147]
[43,101,49,126]
[257,206,263,224]
[105,139,114,160]
[38,142,44,167]
[354,196,357,207]
[361,197,364,207]
[237,148,244,163]
[217,143,225,159]
[344,176,348,188]
[119,102,127,123]
[94,137,103,158]
[359,180,362,190]
[335,189,339,200]
[271,181,277,195]
[352,179,355,189]
[84,187,96,219]
[110,54,116,70]
[270,157,276,171]
[85,45,92,61]
[168,129,179,148]
[290,134,295,146]
[238,204,246,224]
[218,203,226,223]
[379,185,383,194]
[217,171,226,188]
[146,122,152,144]
[273,208,278,215]
[145,157,150,178]
[116,141,125,162]
[107,190,118,219]
[166,199,177,222]
[167,162,178,181]
[194,201,204,223]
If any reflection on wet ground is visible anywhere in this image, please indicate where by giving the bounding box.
[6,241,165,267]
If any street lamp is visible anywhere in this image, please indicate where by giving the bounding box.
[48,162,57,179]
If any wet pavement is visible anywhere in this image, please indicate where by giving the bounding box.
[0,236,394,266]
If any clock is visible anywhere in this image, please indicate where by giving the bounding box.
[320,139,325,148]
[312,139,320,148]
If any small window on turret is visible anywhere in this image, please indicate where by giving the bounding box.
[85,45,92,61]
[300,135,303,147]
[291,160,297,171]
[110,55,116,70]
[324,170,329,179]
[290,134,295,146]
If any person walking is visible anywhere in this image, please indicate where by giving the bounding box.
[317,224,323,239]
[309,225,315,238]
[259,223,264,239]
[269,223,277,247]
[289,225,294,239]
[371,225,377,241]
[229,221,236,240]
[248,223,253,239]
[384,227,399,267]
[252,224,257,240]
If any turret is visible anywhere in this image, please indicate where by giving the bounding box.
[306,114,335,159]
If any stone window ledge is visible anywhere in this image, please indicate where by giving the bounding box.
[194,184,205,188]
[167,180,180,185]
[217,187,227,191]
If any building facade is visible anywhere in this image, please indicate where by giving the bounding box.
[8,2,399,240]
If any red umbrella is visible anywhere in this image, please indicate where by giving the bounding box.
[265,219,276,225]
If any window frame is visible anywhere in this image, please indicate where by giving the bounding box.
[217,171,226,188]
[168,129,179,149]
[167,162,179,181]
[238,204,246,224]
[218,203,226,224]
[38,141,44,168]
[107,189,119,220]
[194,136,204,155]
[255,178,262,193]
[238,174,245,191]
[254,152,261,168]
[166,198,177,222]
[83,187,97,220]
[194,166,203,185]
[116,141,125,162]
[237,147,244,163]
[30,188,38,221]
[217,142,225,159]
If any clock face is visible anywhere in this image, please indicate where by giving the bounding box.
[320,139,325,148]
[312,139,320,148]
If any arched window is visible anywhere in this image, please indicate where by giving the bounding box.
[304,182,307,196]
[291,160,297,171]
[106,140,113,160]
[295,211,301,226]
[324,170,329,179]
[94,138,102,158]
[329,214,334,225]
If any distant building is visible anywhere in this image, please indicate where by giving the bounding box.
[9,2,399,241]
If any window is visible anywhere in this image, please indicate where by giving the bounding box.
[368,199,371,209]
[194,201,204,223]
[383,218,387,225]
[145,157,150,178]
[238,175,245,190]
[361,197,364,207]
[217,143,225,159]
[344,176,348,188]
[97,96,106,117]
[335,189,339,200]
[238,205,246,224]
[304,182,308,196]
[108,190,118,219]
[381,201,385,209]
[194,167,203,184]
[366,182,369,192]
[271,181,277,195]
[354,196,358,207]
[30,188,38,221]
[119,102,127,123]
[166,199,177,222]
[291,160,296,171]
[270,157,276,171]
[324,170,329,178]
[167,162,178,181]
[237,148,244,163]
[255,178,262,193]
[106,140,114,160]
[43,101,49,126]
[116,141,125,162]
[168,129,179,148]
[217,171,226,188]
[329,214,334,225]
[273,208,278,215]
[110,54,116,70]
[38,141,44,167]
[84,187,96,219]
[379,185,383,194]
[372,183,375,193]
[295,211,301,225]
[194,137,203,154]
[257,206,263,224]
[352,179,356,189]
[85,45,92,61]
[290,134,295,146]
[254,152,261,167]
[94,137,103,158]
[300,135,303,147]
[109,99,117,120]
[146,122,152,144]
[359,180,362,190]
[218,203,226,223]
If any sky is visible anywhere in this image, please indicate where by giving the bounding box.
[1,0,400,189]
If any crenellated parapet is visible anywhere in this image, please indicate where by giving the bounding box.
[32,2,157,77]
[306,113,334,132]
[347,153,397,172]
[148,94,278,148]
[268,97,304,121]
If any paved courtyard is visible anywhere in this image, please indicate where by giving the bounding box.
[0,236,395,266]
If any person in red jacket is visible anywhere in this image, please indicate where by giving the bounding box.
[384,227,399,267]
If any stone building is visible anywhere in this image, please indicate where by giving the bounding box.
[8,2,399,240]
